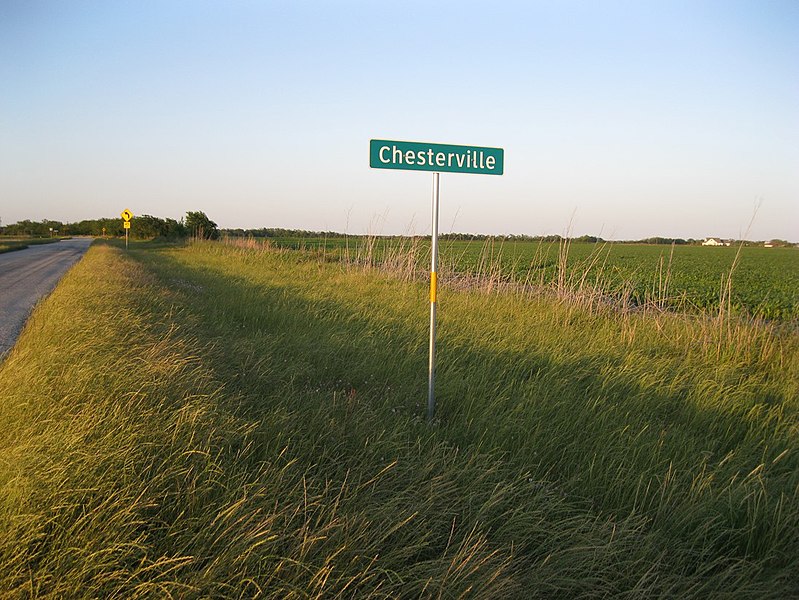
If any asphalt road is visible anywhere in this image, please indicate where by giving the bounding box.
[0,238,94,356]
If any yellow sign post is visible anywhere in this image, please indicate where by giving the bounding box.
[121,209,134,249]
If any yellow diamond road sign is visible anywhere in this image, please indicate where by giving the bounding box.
[121,209,133,221]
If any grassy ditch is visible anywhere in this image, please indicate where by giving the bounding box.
[0,237,65,254]
[0,240,797,597]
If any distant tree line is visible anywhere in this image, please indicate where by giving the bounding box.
[221,230,580,242]
[1,211,219,240]
[7,217,784,247]
[631,237,690,245]
[222,228,349,239]
[439,234,694,244]
[220,230,732,245]
[763,239,793,247]
[220,230,711,245]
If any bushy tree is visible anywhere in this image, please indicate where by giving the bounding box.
[131,215,186,239]
[185,211,219,240]
[3,215,189,240]
[3,219,63,236]
[575,235,604,243]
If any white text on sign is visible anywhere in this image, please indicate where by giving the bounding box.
[369,140,504,175]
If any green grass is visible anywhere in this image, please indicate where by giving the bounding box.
[265,236,799,321]
[0,240,797,597]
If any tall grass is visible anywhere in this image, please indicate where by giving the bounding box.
[260,233,799,321]
[0,240,796,597]
[245,233,787,332]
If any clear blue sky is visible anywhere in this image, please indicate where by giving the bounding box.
[1,0,797,240]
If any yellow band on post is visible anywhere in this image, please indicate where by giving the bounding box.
[430,271,437,303]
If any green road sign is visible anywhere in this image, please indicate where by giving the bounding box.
[370,139,504,175]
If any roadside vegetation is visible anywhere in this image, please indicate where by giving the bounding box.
[0,239,796,597]
[0,211,218,240]
[262,235,799,321]
[0,237,65,254]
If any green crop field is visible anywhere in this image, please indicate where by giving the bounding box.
[265,237,799,321]
[1,239,796,597]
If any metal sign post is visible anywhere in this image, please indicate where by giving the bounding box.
[428,172,440,420]
[121,209,133,249]
[369,139,503,420]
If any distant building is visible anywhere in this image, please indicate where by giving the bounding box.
[702,237,727,246]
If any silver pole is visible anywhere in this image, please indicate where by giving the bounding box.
[125,228,129,250]
[428,172,440,420]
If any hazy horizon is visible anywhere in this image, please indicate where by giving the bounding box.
[2,1,797,242]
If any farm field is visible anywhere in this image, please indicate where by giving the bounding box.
[267,237,799,321]
[0,239,797,597]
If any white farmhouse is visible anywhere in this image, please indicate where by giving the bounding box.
[702,238,725,246]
